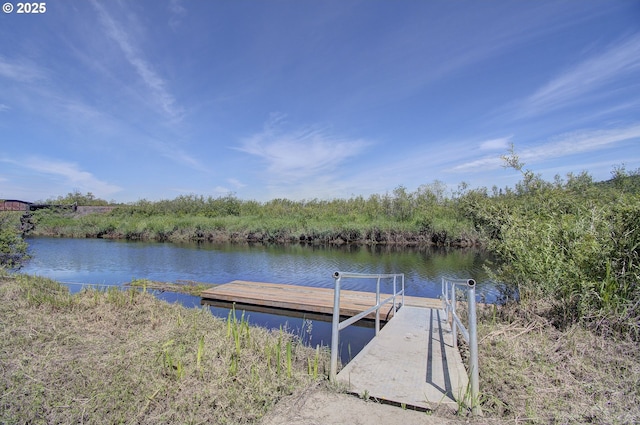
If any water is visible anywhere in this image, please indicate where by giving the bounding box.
[20,237,499,362]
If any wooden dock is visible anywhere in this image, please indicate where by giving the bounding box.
[201,280,441,321]
[200,280,467,410]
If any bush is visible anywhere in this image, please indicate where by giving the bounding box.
[0,213,28,269]
[464,158,640,339]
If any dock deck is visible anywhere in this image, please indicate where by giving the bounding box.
[200,280,441,321]
[200,280,467,410]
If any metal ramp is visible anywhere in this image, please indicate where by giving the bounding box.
[336,306,469,411]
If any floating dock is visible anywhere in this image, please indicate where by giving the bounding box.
[200,280,441,321]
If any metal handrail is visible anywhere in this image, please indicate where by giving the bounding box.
[329,271,405,381]
[442,277,481,415]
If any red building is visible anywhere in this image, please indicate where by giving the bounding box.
[0,200,33,211]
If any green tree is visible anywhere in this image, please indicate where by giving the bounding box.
[45,190,109,206]
[0,213,29,268]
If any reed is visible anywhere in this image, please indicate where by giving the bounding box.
[196,334,205,373]
[286,340,293,378]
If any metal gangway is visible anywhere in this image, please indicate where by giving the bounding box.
[330,272,481,414]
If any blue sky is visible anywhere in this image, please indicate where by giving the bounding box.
[1,0,639,203]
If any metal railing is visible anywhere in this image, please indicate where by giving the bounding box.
[329,271,405,381]
[442,277,481,415]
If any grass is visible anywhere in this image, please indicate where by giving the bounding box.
[0,273,329,424]
[29,208,480,247]
[126,278,217,296]
[458,301,640,424]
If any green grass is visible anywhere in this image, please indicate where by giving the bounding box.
[27,190,481,247]
[126,278,216,296]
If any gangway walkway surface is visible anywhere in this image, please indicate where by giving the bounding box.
[336,305,468,411]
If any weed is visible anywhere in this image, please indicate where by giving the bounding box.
[286,340,293,378]
[196,334,205,373]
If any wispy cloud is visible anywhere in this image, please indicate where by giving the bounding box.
[0,104,9,112]
[227,178,245,189]
[213,186,231,194]
[168,0,187,30]
[450,123,640,172]
[150,140,205,171]
[443,136,514,172]
[237,117,370,181]
[480,137,512,151]
[0,56,45,82]
[521,32,640,116]
[2,157,122,198]
[447,156,504,174]
[339,2,608,111]
[90,0,183,121]
[520,124,640,163]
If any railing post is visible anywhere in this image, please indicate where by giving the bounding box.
[401,274,405,307]
[392,275,397,313]
[441,277,447,312]
[330,271,341,381]
[450,280,457,348]
[375,276,381,335]
[466,279,481,415]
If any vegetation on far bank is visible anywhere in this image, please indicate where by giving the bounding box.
[28,183,480,246]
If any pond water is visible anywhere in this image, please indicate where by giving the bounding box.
[21,237,499,363]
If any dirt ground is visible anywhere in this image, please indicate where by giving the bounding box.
[260,385,471,425]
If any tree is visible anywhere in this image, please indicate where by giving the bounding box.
[0,213,28,269]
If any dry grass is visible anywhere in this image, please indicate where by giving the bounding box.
[0,274,328,424]
[466,303,640,424]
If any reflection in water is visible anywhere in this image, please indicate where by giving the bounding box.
[21,237,499,363]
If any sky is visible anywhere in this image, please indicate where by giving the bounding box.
[1,0,639,203]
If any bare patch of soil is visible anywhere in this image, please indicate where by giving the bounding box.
[259,383,465,425]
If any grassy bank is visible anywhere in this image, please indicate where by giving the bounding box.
[2,275,638,424]
[472,302,640,424]
[27,188,481,247]
[0,274,329,424]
